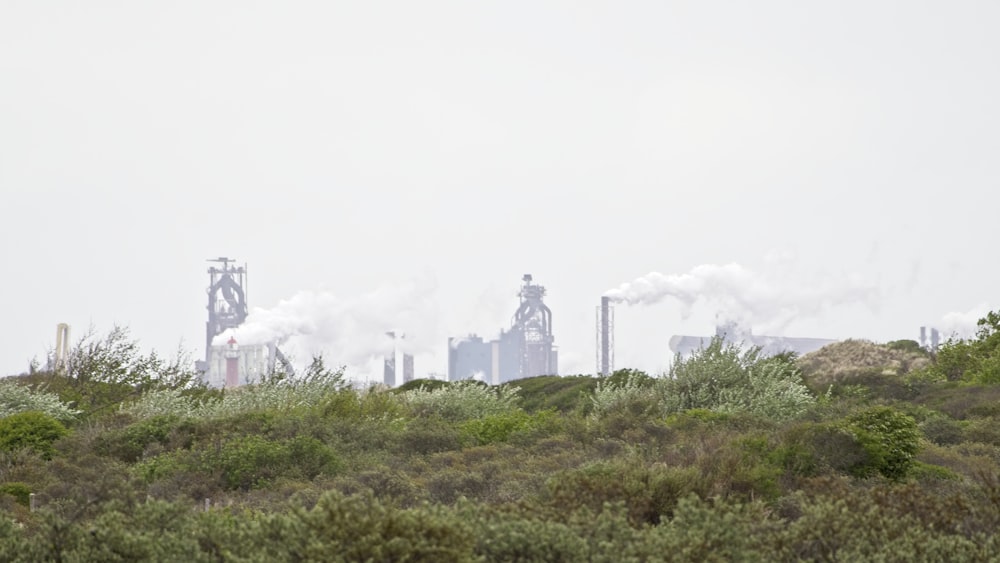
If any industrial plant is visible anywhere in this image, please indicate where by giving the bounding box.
[668,322,838,358]
[188,258,948,387]
[448,275,558,383]
[195,258,292,388]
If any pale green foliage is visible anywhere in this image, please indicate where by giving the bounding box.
[402,381,520,421]
[122,360,348,420]
[712,359,815,419]
[69,325,196,389]
[589,374,658,419]
[660,338,814,421]
[589,338,815,421]
[0,380,79,422]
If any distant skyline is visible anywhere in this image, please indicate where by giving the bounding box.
[3,1,998,382]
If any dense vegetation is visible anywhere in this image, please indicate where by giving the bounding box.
[4,318,1000,561]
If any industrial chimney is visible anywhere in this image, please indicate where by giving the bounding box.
[596,296,614,376]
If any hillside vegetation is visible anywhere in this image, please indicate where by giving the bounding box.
[3,319,1000,561]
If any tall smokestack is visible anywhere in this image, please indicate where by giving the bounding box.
[225,337,240,388]
[596,296,614,376]
[54,323,71,373]
[403,354,414,383]
[383,331,396,387]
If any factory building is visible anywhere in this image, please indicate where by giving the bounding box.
[669,322,838,357]
[448,275,557,383]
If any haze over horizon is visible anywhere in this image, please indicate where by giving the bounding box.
[3,1,998,382]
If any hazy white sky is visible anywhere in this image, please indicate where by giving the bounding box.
[2,1,998,381]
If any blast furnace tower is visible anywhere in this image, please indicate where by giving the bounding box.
[510,274,556,379]
[204,257,248,364]
[449,274,557,382]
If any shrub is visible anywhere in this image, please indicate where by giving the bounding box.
[546,460,704,525]
[0,381,79,423]
[459,410,557,446]
[776,422,871,477]
[122,370,348,421]
[137,434,340,492]
[660,337,814,420]
[589,374,659,420]
[843,406,921,480]
[0,411,69,459]
[0,482,31,506]
[96,415,182,462]
[402,381,520,421]
[398,417,462,455]
[502,375,597,413]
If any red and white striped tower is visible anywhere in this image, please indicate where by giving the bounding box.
[225,337,240,388]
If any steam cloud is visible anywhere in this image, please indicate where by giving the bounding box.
[939,303,992,340]
[213,275,440,379]
[604,262,880,333]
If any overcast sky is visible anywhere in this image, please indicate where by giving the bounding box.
[2,1,998,382]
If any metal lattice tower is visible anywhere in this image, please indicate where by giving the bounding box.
[204,257,248,363]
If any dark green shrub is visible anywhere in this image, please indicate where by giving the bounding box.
[844,406,921,480]
[546,460,704,525]
[777,422,871,477]
[920,416,965,446]
[459,409,557,446]
[96,415,181,462]
[0,482,31,506]
[503,375,597,413]
[398,417,462,455]
[0,411,69,459]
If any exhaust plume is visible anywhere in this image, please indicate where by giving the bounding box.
[213,275,439,378]
[604,262,879,332]
[939,303,992,340]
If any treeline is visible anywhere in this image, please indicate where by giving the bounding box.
[2,321,1000,561]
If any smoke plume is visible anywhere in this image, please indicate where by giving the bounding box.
[939,303,992,340]
[604,262,879,333]
[213,275,440,378]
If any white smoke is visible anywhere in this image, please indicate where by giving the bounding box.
[939,303,992,340]
[604,262,880,333]
[213,275,440,378]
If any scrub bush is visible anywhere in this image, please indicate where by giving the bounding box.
[0,411,68,459]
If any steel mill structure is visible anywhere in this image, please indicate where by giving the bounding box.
[668,321,838,357]
[448,274,558,383]
[196,257,293,387]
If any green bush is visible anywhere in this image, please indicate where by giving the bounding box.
[459,409,557,446]
[96,415,183,462]
[0,411,69,459]
[0,482,31,506]
[397,416,462,455]
[403,381,520,421]
[776,421,871,477]
[844,406,921,480]
[0,381,79,423]
[138,434,340,492]
[546,460,704,525]
[502,375,597,413]
[662,337,814,420]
